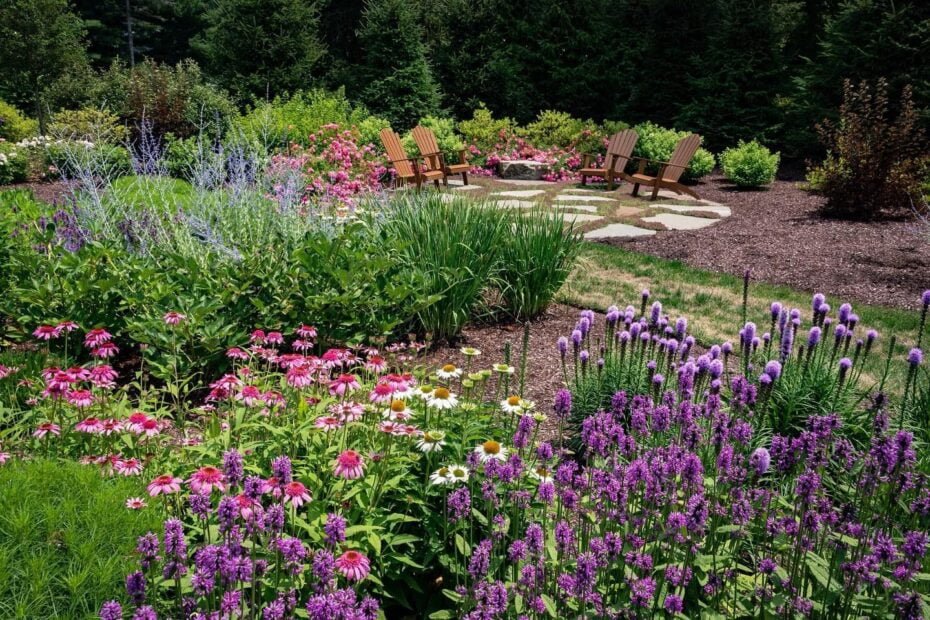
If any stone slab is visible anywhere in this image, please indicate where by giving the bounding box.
[652,203,731,217]
[559,204,599,213]
[495,178,552,186]
[453,185,481,191]
[562,213,604,223]
[641,213,719,230]
[492,189,546,198]
[554,195,617,202]
[585,223,657,239]
[612,206,645,218]
[498,159,551,180]
[495,199,537,209]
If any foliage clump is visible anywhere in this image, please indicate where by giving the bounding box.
[721,140,780,188]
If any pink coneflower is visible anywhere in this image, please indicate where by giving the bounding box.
[163,311,186,325]
[364,355,387,374]
[138,417,160,437]
[368,382,395,404]
[33,325,60,340]
[333,450,365,479]
[329,401,364,423]
[100,419,123,435]
[278,353,313,369]
[56,320,79,333]
[67,389,95,408]
[335,550,371,581]
[265,331,284,346]
[213,374,243,391]
[234,494,259,519]
[315,416,342,431]
[263,391,286,408]
[65,366,91,382]
[84,328,113,348]
[227,347,249,361]
[397,425,422,438]
[148,474,183,496]
[189,466,226,494]
[115,458,143,476]
[236,385,262,407]
[92,342,119,358]
[296,324,317,339]
[125,497,147,510]
[0,365,18,380]
[126,411,150,432]
[321,348,346,369]
[329,374,361,397]
[379,421,400,434]
[33,422,61,438]
[283,481,312,507]
[89,365,118,388]
[249,329,267,344]
[286,363,315,389]
[75,417,104,433]
[0,452,10,464]
[292,338,313,352]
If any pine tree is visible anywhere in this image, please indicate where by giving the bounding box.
[194,0,326,100]
[355,0,441,129]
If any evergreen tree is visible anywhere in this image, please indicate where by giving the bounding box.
[0,0,91,123]
[677,0,788,151]
[355,0,441,129]
[194,0,326,100]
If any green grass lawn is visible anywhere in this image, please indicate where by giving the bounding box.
[558,242,924,394]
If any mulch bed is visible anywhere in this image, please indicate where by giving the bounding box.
[605,169,930,310]
[4,180,74,205]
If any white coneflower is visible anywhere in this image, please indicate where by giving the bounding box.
[500,395,526,415]
[460,347,482,357]
[415,384,435,401]
[383,399,413,421]
[492,363,515,375]
[416,430,447,453]
[448,464,470,483]
[428,387,459,410]
[430,466,453,485]
[529,466,553,483]
[474,440,508,463]
[435,363,462,380]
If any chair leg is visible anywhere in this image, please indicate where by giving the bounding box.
[606,173,613,191]
[581,175,587,186]
[442,175,448,187]
[651,184,660,200]
[462,171,468,186]
[632,183,640,197]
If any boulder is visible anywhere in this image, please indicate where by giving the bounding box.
[497,159,551,180]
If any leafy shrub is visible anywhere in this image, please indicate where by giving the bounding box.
[46,141,133,179]
[497,210,583,320]
[721,139,780,187]
[47,107,128,144]
[0,100,38,142]
[0,142,28,184]
[521,110,597,150]
[633,121,716,181]
[457,105,519,164]
[0,460,161,619]
[401,115,464,162]
[808,79,929,219]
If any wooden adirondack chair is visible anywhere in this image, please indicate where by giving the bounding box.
[379,128,444,189]
[579,129,638,190]
[621,133,702,200]
[411,125,471,185]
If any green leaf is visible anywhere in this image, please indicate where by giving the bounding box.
[541,594,558,617]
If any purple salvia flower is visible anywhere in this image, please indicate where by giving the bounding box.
[126,570,146,604]
[271,455,292,484]
[222,449,244,487]
[750,447,771,475]
[324,513,347,546]
[99,601,123,620]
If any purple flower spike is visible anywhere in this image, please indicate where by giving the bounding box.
[839,358,852,372]
[909,348,923,367]
[557,336,568,356]
[764,360,782,381]
[812,293,825,313]
[770,302,782,320]
[807,327,822,348]
[923,290,930,307]
[751,447,772,475]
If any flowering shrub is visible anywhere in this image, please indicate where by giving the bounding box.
[721,139,780,188]
[0,141,28,184]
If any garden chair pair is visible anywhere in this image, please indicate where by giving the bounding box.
[379,127,470,190]
[580,130,703,200]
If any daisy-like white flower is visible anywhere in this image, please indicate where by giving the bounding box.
[492,363,515,375]
[474,440,508,463]
[435,363,462,380]
[283,481,312,507]
[125,497,147,510]
[416,430,447,453]
[448,464,470,483]
[315,415,342,431]
[427,387,458,410]
[460,347,482,357]
[147,474,183,496]
[335,550,370,581]
[500,395,527,415]
[529,466,553,483]
[189,466,226,494]
[333,450,365,479]
[430,466,453,485]
[383,399,412,421]
[415,384,435,401]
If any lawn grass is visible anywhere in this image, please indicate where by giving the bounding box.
[558,242,924,393]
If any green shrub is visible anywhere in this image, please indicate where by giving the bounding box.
[0,142,28,185]
[402,115,464,161]
[521,110,597,150]
[457,105,518,160]
[632,121,716,181]
[0,460,160,619]
[46,141,132,179]
[355,115,391,147]
[47,108,128,144]
[0,100,38,142]
[808,79,929,219]
[497,210,583,320]
[720,139,780,187]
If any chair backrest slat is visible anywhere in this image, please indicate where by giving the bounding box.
[380,128,414,178]
[605,129,638,174]
[664,134,701,182]
[411,126,442,172]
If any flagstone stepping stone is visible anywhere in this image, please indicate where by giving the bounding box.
[498,159,551,180]
[561,213,604,223]
[559,204,599,213]
[651,203,731,217]
[562,188,602,194]
[613,206,645,218]
[495,199,537,209]
[453,185,481,191]
[492,189,546,198]
[495,178,551,186]
[554,195,617,202]
[446,178,464,186]
[641,213,719,230]
[584,223,656,239]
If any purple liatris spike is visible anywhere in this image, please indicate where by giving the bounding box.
[553,388,572,420]
[807,327,822,348]
[812,293,825,313]
[557,336,568,356]
[908,348,923,367]
[763,360,782,381]
[923,290,930,307]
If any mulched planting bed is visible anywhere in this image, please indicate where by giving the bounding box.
[605,170,930,309]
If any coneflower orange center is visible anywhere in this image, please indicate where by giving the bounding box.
[507,395,521,406]
[442,364,456,372]
[434,387,450,399]
[483,440,501,454]
[390,400,406,412]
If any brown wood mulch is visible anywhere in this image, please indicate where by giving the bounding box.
[604,170,930,310]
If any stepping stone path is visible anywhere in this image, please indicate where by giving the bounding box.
[561,213,604,223]
[495,199,537,209]
[585,223,656,239]
[641,213,719,230]
[492,189,546,198]
[652,203,731,217]
[554,195,617,202]
[613,206,645,218]
[496,179,552,186]
[454,185,481,191]
[560,204,599,213]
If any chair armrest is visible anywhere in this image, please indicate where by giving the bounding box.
[582,153,593,168]
[632,156,687,170]
[458,149,469,164]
